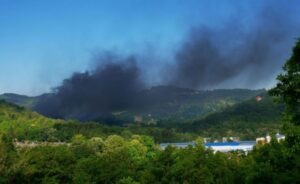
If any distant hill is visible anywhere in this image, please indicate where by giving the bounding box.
[180,93,284,139]
[55,86,266,124]
[0,93,38,109]
[0,91,286,142]
[114,86,267,123]
[0,86,266,124]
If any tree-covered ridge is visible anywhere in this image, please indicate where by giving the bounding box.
[0,93,38,109]
[1,88,265,124]
[0,91,285,142]
[183,93,284,139]
[0,99,197,143]
[135,87,265,119]
[0,100,62,141]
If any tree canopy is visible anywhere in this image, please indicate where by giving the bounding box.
[270,39,300,125]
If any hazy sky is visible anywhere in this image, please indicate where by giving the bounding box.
[0,0,299,95]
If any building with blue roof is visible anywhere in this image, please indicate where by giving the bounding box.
[160,141,256,153]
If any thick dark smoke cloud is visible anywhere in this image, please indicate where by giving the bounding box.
[170,3,299,89]
[35,54,144,120]
[35,1,300,121]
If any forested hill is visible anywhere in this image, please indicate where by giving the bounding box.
[0,100,61,140]
[0,93,38,108]
[135,87,266,118]
[181,93,284,139]
[0,99,196,143]
[0,88,282,140]
[0,87,266,123]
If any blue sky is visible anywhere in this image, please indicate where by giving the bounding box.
[0,0,298,95]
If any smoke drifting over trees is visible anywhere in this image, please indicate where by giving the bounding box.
[35,2,300,120]
[35,55,144,120]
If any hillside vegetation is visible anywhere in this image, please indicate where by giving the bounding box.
[0,89,282,141]
[1,87,266,124]
[179,93,284,139]
[135,87,266,120]
[0,93,38,108]
[0,99,196,143]
[0,100,61,140]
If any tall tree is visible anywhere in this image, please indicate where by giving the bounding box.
[269,39,300,125]
[270,39,300,156]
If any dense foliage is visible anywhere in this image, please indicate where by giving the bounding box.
[182,93,284,139]
[0,132,299,184]
[268,38,300,171]
[0,100,59,140]
[0,95,283,142]
[270,39,300,125]
[0,100,197,143]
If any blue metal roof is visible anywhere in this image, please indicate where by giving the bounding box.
[205,141,256,147]
[205,142,239,146]
[160,141,256,149]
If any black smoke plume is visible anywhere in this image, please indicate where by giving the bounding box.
[35,1,300,121]
[170,3,299,89]
[35,54,144,120]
